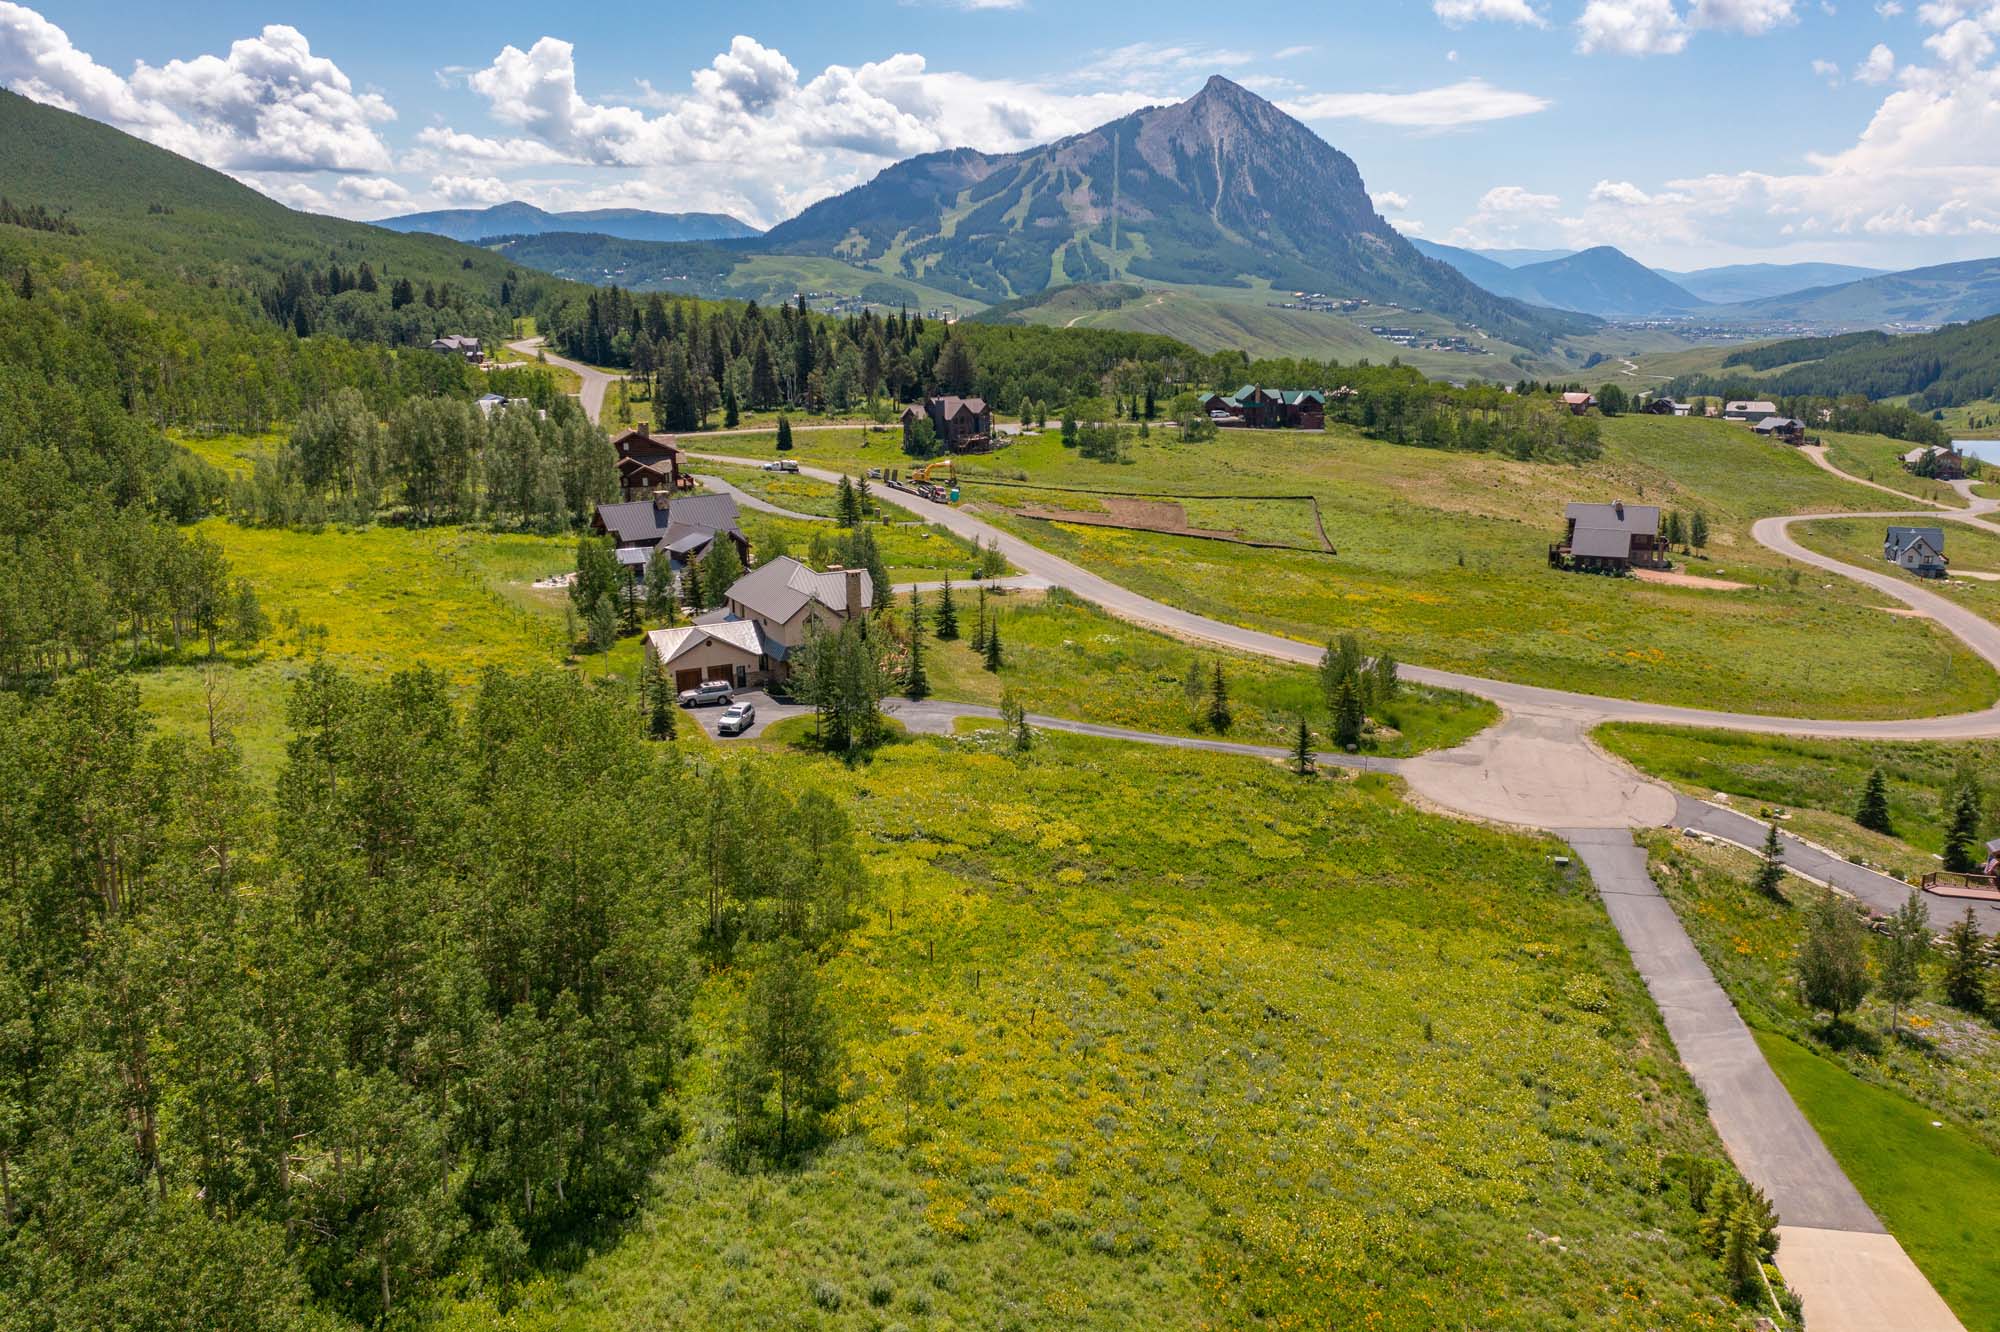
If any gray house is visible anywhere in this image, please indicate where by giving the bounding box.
[1884,526,1948,578]
[591,492,749,582]
[1552,500,1667,573]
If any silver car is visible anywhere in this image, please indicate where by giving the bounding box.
[678,680,734,708]
[716,701,756,736]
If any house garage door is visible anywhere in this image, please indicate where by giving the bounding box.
[674,667,703,692]
[704,665,734,683]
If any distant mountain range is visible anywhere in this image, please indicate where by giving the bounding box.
[756,76,1588,349]
[1412,236,1996,327]
[1653,262,1885,305]
[1410,240,1705,318]
[375,200,762,244]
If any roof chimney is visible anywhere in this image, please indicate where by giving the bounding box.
[635,420,650,437]
[1613,500,1625,520]
[653,490,672,512]
[844,567,864,620]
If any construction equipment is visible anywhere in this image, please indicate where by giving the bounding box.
[909,459,955,485]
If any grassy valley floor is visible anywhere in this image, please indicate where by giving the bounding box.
[921,587,1495,756]
[696,417,2000,719]
[426,734,1766,1332]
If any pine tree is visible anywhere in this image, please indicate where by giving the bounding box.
[649,662,677,740]
[934,580,959,640]
[1719,1201,1765,1294]
[1880,891,1931,1036]
[644,547,676,620]
[969,585,989,653]
[835,475,860,527]
[1940,906,1988,1010]
[903,594,930,700]
[1292,716,1315,776]
[1207,663,1232,733]
[1855,767,1894,834]
[1333,676,1365,749]
[982,617,1003,672]
[1752,821,1787,901]
[776,414,794,452]
[1690,508,1710,552]
[724,384,740,428]
[1942,778,1983,873]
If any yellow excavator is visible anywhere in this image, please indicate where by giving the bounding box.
[908,459,955,485]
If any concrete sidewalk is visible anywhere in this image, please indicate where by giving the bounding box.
[1565,828,1963,1332]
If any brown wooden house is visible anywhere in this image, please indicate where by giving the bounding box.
[610,421,687,497]
[902,396,993,451]
[1550,500,1666,573]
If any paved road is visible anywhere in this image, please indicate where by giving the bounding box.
[1677,795,2000,931]
[508,338,614,424]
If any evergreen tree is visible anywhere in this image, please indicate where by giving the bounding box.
[1855,767,1894,834]
[903,594,930,700]
[1719,1202,1765,1295]
[1879,891,1931,1036]
[644,547,677,620]
[982,616,1003,673]
[934,580,959,640]
[1292,716,1316,776]
[1942,777,1983,872]
[682,556,709,613]
[1333,676,1365,749]
[970,585,989,653]
[1797,888,1872,1025]
[1690,508,1710,552]
[1940,906,1989,1010]
[724,384,740,428]
[776,414,793,452]
[835,475,860,527]
[649,662,678,740]
[618,573,640,635]
[1662,509,1686,549]
[1207,663,1232,732]
[1752,821,1787,901]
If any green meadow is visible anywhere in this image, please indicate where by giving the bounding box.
[1599,722,2000,889]
[427,733,1765,1332]
[921,587,1494,755]
[697,416,1998,718]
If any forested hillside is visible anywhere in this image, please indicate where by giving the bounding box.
[0,90,565,348]
[1699,317,2000,410]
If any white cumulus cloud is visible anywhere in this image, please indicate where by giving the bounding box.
[1433,0,1548,26]
[0,4,392,171]
[1577,0,1691,54]
[1856,41,1898,79]
[1376,190,1412,210]
[1690,0,1799,32]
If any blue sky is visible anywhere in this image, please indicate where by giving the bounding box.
[7,0,2000,269]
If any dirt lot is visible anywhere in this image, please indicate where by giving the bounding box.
[1020,496,1242,540]
[1631,568,1751,591]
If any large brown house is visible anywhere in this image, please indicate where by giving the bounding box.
[902,396,993,451]
[590,492,749,582]
[609,421,686,497]
[1200,386,1326,429]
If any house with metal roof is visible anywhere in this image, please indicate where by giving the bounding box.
[1722,399,1779,421]
[1551,500,1666,573]
[1884,525,1948,578]
[1752,416,1807,443]
[1559,391,1598,415]
[1200,386,1327,429]
[428,334,482,361]
[644,555,873,692]
[591,492,748,583]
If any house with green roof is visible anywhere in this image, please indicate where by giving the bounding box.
[1200,385,1327,429]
